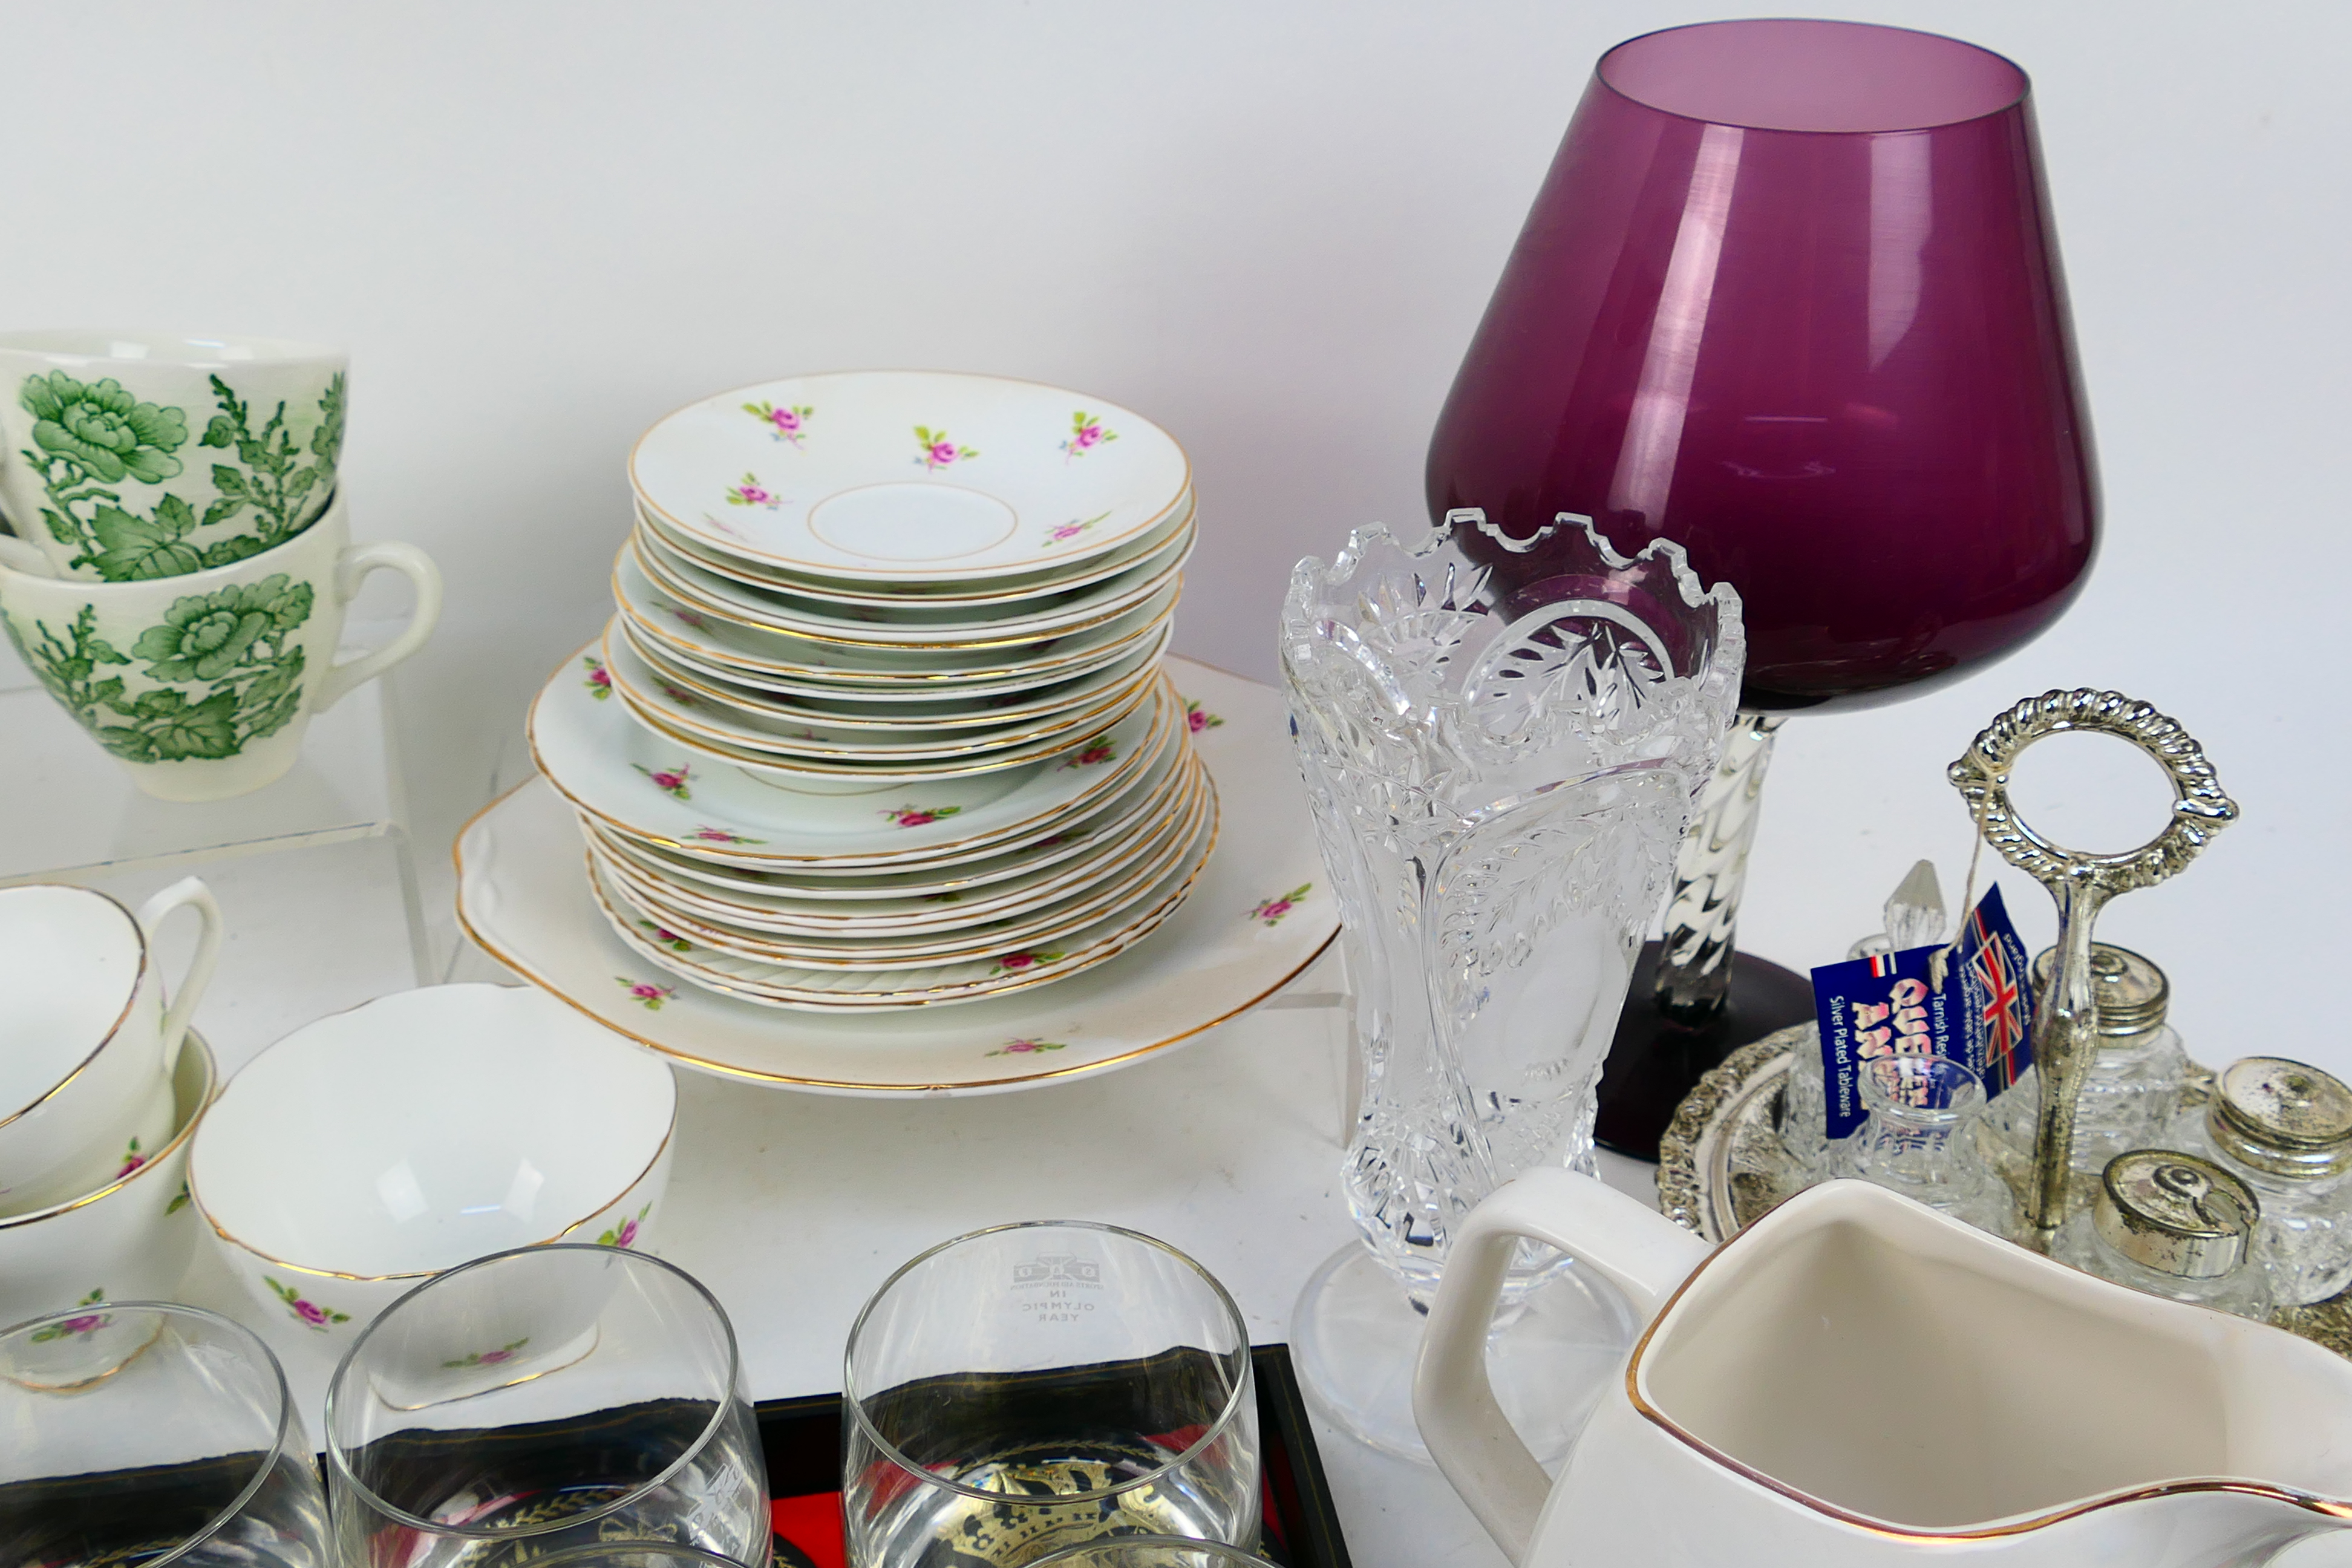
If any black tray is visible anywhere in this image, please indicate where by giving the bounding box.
[762,1344,1350,1568]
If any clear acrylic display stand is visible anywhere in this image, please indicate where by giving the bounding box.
[0,619,430,1076]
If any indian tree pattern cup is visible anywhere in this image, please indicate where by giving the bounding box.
[0,490,441,801]
[0,330,346,581]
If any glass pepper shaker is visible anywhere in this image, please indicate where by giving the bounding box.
[1839,1054,2013,1235]
[2059,1150,2272,1319]
[1985,943,2189,1168]
[2164,1057,2352,1307]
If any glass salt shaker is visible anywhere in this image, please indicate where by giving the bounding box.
[2059,1150,2272,1319]
[2164,1057,2352,1307]
[1783,861,1947,1178]
[1984,943,2188,1169]
[1839,1054,2013,1235]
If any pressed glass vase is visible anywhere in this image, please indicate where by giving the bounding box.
[1281,508,1742,1459]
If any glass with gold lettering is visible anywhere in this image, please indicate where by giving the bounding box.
[841,1222,1258,1568]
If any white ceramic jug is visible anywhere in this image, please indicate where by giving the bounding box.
[1416,1172,2352,1567]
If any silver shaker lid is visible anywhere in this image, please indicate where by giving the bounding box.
[2209,1057,2352,1180]
[2094,1151,2259,1279]
[2028,943,2168,1036]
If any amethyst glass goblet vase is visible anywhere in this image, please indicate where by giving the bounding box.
[1281,509,1742,1460]
[1427,19,2099,1156]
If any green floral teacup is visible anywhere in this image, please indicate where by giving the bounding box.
[0,330,346,581]
[0,492,440,801]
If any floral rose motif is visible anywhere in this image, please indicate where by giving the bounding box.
[639,920,693,953]
[116,1136,147,1178]
[633,763,693,799]
[1041,514,1105,548]
[913,425,976,470]
[132,577,312,683]
[616,976,676,1009]
[881,805,961,827]
[668,607,710,630]
[1249,884,1312,926]
[990,950,1064,976]
[596,1203,651,1249]
[30,1289,111,1342]
[1057,735,1114,770]
[745,400,813,447]
[987,1038,1067,1058]
[656,680,701,707]
[725,472,783,508]
[1059,411,1117,461]
[1184,699,1223,733]
[689,825,763,844]
[583,656,612,699]
[443,1336,529,1370]
[266,1276,349,1331]
[21,371,189,485]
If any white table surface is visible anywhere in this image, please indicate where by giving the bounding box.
[168,932,2352,1567]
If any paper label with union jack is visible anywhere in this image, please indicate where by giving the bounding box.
[1809,886,2035,1140]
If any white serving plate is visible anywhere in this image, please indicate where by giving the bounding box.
[584,729,1192,905]
[631,528,1185,650]
[609,658,1154,788]
[634,492,1195,606]
[601,769,1211,965]
[618,616,1166,732]
[456,660,1335,1094]
[613,546,1174,688]
[629,370,1190,583]
[594,754,1202,934]
[594,799,1217,1008]
[601,624,1157,762]
[532,652,1172,866]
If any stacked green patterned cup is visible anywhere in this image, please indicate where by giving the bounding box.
[0,332,440,801]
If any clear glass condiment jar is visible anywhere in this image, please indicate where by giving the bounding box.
[2163,1057,2352,1307]
[1985,943,2189,1171]
[1838,1054,2013,1235]
[2058,1149,2273,1319]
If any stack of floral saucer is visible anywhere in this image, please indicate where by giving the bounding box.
[531,370,1217,1010]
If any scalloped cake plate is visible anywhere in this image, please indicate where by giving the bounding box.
[629,370,1191,584]
[455,659,1336,1095]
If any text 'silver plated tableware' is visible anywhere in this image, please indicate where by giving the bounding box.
[1416,1171,2352,1568]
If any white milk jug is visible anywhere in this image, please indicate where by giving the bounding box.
[1416,1172,2352,1567]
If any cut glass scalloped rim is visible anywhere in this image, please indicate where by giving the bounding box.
[526,646,1177,865]
[598,769,1215,966]
[1281,507,1745,719]
[452,658,1339,1095]
[627,370,1192,583]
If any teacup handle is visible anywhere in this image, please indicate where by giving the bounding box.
[1412,1168,1714,1564]
[312,541,443,713]
[134,877,224,1076]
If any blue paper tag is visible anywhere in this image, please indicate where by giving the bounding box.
[1808,886,2036,1141]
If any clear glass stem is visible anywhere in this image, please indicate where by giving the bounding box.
[1653,711,1782,1019]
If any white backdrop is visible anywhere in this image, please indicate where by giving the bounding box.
[3,2,2347,1073]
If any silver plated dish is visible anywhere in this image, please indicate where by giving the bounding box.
[1658,1027,2352,1356]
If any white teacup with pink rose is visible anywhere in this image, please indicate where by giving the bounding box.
[189,984,676,1345]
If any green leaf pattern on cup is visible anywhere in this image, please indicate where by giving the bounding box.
[266,1275,349,1331]
[14,370,342,580]
[4,570,316,764]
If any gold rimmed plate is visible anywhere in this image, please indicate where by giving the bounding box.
[454,659,1336,1094]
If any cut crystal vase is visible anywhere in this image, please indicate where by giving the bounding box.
[1280,508,1743,1460]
